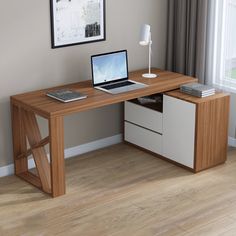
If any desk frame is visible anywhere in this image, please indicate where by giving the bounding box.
[11,105,65,197]
[11,69,197,198]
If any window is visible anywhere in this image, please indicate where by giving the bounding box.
[213,0,236,92]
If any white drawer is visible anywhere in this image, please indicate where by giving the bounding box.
[125,121,162,155]
[125,101,163,134]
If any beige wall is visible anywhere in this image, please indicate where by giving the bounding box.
[0,0,168,167]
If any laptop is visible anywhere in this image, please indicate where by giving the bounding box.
[91,50,147,94]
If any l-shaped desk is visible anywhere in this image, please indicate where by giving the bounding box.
[10,69,230,198]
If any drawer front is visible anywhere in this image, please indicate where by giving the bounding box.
[125,101,163,133]
[125,122,162,155]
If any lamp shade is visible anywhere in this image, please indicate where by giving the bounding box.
[139,24,151,46]
[139,24,157,79]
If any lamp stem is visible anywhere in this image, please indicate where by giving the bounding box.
[141,29,157,79]
[149,33,152,75]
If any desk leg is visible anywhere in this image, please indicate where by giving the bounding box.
[11,103,28,175]
[49,116,65,198]
[23,110,51,193]
[11,104,51,193]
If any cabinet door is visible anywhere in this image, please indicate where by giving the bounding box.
[163,95,196,168]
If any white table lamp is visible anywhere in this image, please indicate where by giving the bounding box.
[139,24,157,78]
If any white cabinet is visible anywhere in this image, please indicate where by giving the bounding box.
[162,95,196,168]
[124,91,229,172]
[124,95,195,169]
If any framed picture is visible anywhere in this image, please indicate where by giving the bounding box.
[50,0,106,48]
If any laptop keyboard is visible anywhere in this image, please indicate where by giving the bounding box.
[101,81,135,90]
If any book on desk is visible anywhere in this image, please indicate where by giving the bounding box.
[46,89,87,103]
[180,83,215,98]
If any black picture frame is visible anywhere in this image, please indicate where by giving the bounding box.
[50,0,106,49]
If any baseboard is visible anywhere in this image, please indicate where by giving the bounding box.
[229,137,236,148]
[0,134,123,178]
[64,134,122,158]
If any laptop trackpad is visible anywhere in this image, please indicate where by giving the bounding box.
[110,84,147,94]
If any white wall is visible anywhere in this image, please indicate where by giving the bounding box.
[0,0,168,167]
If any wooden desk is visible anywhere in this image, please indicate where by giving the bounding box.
[11,69,197,197]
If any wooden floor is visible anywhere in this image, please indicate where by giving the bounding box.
[0,144,236,236]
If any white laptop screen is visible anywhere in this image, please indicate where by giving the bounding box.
[91,50,128,86]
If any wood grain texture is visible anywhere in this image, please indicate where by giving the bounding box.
[195,95,230,172]
[18,171,42,189]
[22,110,51,193]
[0,144,236,236]
[10,69,198,118]
[11,102,28,174]
[16,136,49,160]
[49,116,65,197]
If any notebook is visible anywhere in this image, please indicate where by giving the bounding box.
[46,89,87,103]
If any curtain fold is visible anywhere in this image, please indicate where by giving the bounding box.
[166,0,213,84]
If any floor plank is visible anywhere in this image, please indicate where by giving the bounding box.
[0,144,236,236]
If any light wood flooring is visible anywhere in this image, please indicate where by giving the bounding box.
[0,144,236,236]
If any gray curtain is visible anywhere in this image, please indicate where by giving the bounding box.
[166,0,213,84]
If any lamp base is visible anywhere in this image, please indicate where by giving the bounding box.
[142,73,157,79]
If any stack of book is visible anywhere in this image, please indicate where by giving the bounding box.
[180,83,215,98]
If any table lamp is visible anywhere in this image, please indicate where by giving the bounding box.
[139,24,157,78]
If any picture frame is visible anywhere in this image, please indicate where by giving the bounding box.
[50,0,106,48]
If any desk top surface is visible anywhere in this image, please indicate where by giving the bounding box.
[11,69,198,118]
[166,90,230,104]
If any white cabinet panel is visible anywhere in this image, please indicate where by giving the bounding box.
[125,101,162,134]
[125,122,162,155]
[163,95,195,168]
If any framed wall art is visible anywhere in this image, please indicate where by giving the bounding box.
[50,0,106,48]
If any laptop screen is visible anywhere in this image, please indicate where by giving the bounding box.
[91,50,128,86]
